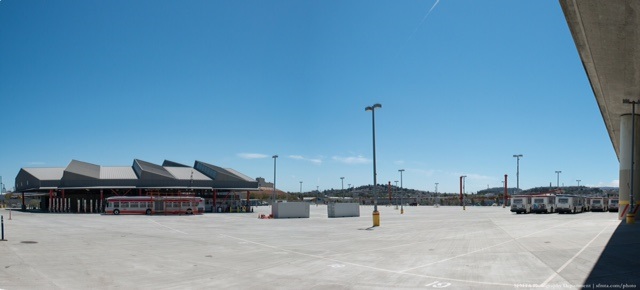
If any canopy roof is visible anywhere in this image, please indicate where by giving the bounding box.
[15,159,259,192]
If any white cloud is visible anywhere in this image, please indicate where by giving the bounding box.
[588,180,619,188]
[288,155,322,165]
[237,153,268,159]
[332,155,370,165]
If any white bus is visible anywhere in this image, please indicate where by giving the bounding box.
[589,197,608,212]
[608,198,619,212]
[556,195,585,214]
[510,196,532,214]
[105,196,204,215]
[531,195,556,214]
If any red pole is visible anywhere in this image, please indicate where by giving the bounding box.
[504,174,508,208]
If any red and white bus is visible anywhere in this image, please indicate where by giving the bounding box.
[105,196,205,215]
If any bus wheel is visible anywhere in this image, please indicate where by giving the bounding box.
[146,209,152,215]
[114,209,120,215]
[186,209,193,215]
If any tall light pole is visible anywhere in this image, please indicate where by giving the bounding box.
[398,169,405,189]
[513,154,523,192]
[340,177,345,191]
[272,155,278,205]
[435,182,439,206]
[577,179,581,187]
[365,103,382,226]
[623,99,638,224]
[300,181,303,194]
[460,175,467,210]
[555,171,562,188]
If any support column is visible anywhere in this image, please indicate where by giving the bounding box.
[619,114,640,220]
[246,191,250,212]
[49,189,53,212]
[213,190,218,212]
[62,189,66,212]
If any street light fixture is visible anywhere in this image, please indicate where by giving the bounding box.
[555,171,562,188]
[365,103,382,226]
[513,154,523,192]
[340,177,345,191]
[300,181,303,194]
[398,169,405,189]
[577,179,581,187]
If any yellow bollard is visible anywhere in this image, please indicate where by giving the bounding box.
[401,206,404,214]
[627,213,635,224]
[372,210,380,226]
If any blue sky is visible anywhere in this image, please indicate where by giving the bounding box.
[0,0,618,194]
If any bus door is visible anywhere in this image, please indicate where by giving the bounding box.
[155,200,165,213]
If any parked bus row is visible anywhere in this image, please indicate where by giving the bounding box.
[510,195,618,214]
[104,196,205,215]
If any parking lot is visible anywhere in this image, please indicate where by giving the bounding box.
[0,205,636,289]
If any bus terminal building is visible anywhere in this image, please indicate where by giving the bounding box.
[14,159,260,213]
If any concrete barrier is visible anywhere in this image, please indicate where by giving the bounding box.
[328,203,360,218]
[272,202,310,219]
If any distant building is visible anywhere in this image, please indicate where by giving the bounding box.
[256,177,274,189]
[14,159,259,212]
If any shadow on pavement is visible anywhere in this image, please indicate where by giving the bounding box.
[583,221,640,287]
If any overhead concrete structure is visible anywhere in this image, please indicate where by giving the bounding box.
[560,0,640,219]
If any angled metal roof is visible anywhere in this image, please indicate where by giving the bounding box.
[64,160,100,179]
[164,167,211,181]
[162,160,190,167]
[224,168,255,182]
[22,168,65,180]
[133,159,175,179]
[100,167,138,179]
[194,161,244,181]
[15,159,259,191]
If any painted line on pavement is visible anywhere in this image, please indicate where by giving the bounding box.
[539,219,618,287]
[148,219,188,235]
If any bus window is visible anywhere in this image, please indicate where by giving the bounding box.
[534,199,544,204]
[121,202,129,208]
[558,198,568,204]
[130,202,139,208]
[114,202,120,208]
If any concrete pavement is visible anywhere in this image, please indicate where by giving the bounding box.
[0,205,636,289]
